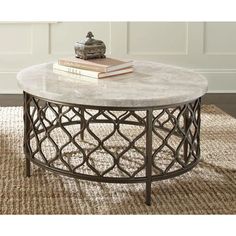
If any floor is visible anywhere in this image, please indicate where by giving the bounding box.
[0,94,236,118]
[1,105,236,214]
[202,93,236,118]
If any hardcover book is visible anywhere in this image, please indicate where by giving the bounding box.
[53,63,133,79]
[58,57,133,73]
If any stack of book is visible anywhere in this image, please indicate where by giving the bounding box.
[53,57,133,79]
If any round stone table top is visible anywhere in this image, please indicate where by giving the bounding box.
[17,61,208,108]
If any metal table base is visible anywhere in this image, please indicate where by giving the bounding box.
[23,91,201,206]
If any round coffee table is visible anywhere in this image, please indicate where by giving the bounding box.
[17,61,208,205]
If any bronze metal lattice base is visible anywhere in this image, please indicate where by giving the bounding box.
[23,92,201,205]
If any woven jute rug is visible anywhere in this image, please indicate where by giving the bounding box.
[0,105,235,214]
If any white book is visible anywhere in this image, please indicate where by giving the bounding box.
[53,68,99,84]
[53,63,133,79]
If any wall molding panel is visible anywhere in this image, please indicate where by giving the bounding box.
[0,22,236,94]
[127,22,188,55]
[203,22,236,55]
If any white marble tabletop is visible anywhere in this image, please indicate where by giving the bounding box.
[17,61,208,108]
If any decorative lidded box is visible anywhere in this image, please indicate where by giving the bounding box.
[74,32,106,60]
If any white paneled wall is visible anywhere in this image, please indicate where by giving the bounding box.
[0,22,236,94]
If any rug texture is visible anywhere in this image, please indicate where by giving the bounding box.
[0,105,235,214]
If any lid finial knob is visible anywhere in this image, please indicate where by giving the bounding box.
[86,31,94,39]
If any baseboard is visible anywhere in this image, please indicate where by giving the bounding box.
[0,72,21,94]
[194,69,236,93]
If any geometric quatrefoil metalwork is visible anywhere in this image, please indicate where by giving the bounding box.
[23,92,201,205]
